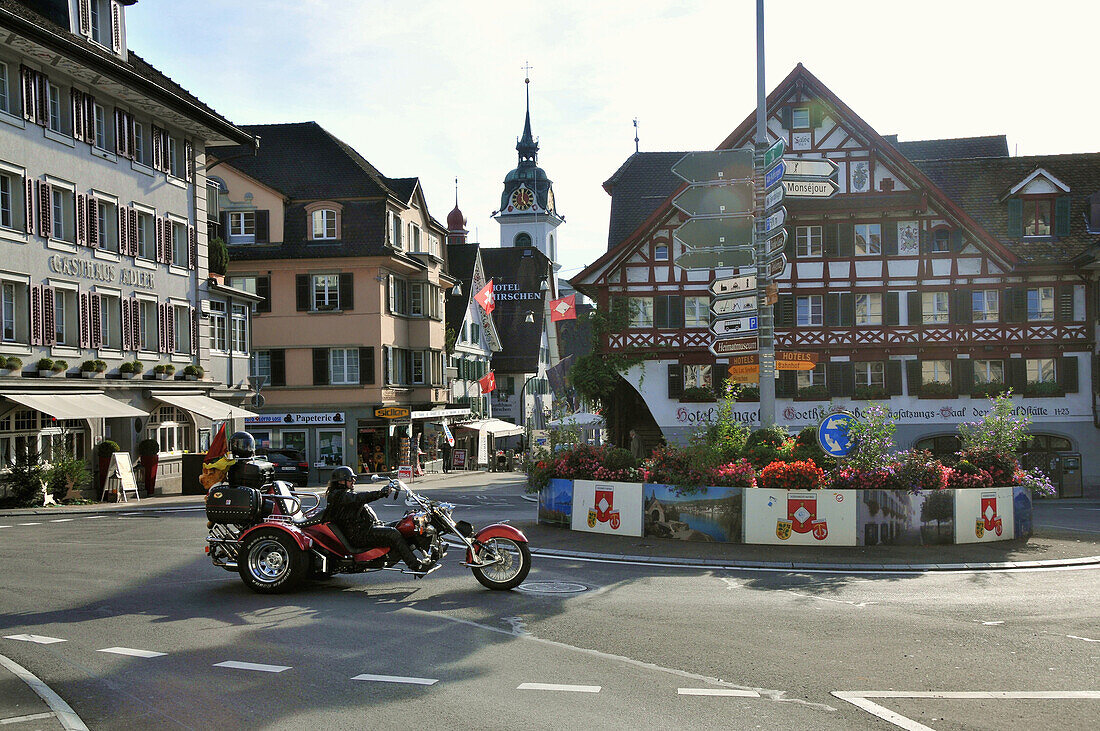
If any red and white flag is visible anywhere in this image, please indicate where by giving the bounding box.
[478,371,496,394]
[549,294,576,322]
[474,280,495,314]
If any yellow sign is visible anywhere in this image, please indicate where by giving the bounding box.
[727,367,760,384]
[375,407,410,419]
[776,351,819,371]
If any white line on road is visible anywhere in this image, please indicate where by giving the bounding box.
[678,688,760,697]
[517,683,601,693]
[4,634,65,644]
[49,519,74,523]
[0,653,88,731]
[1,712,56,725]
[214,661,290,673]
[84,516,106,519]
[981,621,1005,625]
[1066,635,1100,643]
[833,690,1100,730]
[832,692,932,731]
[351,673,438,685]
[98,647,166,658]
[16,522,41,526]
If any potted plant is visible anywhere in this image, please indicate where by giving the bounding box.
[80,360,102,378]
[919,381,954,398]
[138,438,160,497]
[131,360,146,379]
[795,384,831,401]
[95,439,120,497]
[153,364,175,380]
[119,361,135,379]
[51,359,68,375]
[680,385,716,402]
[182,364,204,381]
[736,385,760,402]
[0,356,21,376]
[36,357,54,377]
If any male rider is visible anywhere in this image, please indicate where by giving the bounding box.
[322,466,433,573]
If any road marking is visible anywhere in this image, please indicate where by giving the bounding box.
[678,688,759,697]
[4,634,65,645]
[0,653,89,731]
[84,516,106,519]
[351,673,438,685]
[49,519,74,523]
[98,647,166,658]
[833,690,1100,730]
[517,683,601,693]
[214,661,290,673]
[1,712,56,725]
[981,621,1004,625]
[16,522,42,526]
[1067,635,1099,643]
[0,525,9,528]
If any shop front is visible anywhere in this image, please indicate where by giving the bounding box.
[244,411,347,485]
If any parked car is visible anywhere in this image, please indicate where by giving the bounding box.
[256,448,309,486]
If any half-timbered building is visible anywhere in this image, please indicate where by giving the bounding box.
[572,64,1099,493]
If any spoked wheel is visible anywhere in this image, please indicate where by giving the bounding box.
[471,537,531,591]
[238,531,306,594]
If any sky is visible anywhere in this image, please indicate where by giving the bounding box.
[128,0,1100,282]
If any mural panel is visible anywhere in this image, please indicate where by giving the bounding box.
[644,484,743,543]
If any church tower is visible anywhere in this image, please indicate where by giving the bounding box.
[492,71,563,269]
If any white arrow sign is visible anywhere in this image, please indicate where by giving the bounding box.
[783,178,840,198]
[712,315,758,336]
[784,158,839,178]
[764,184,784,211]
[711,295,757,317]
[763,206,786,233]
[710,275,757,296]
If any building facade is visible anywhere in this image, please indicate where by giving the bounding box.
[215,122,453,481]
[573,64,1100,493]
[0,0,256,494]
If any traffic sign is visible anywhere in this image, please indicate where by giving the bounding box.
[817,411,856,458]
[763,138,785,169]
[675,246,754,270]
[672,182,755,218]
[763,207,786,233]
[710,275,756,296]
[767,253,787,278]
[783,158,838,178]
[763,282,779,306]
[783,178,839,198]
[673,216,754,249]
[709,335,759,356]
[764,184,784,211]
[711,295,757,317]
[728,354,759,381]
[776,351,818,371]
[765,230,787,257]
[712,315,758,336]
[671,149,754,184]
[764,160,785,190]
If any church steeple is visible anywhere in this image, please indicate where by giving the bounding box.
[516,70,538,165]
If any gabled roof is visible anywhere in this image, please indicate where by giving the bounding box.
[885,134,1010,161]
[601,152,689,250]
[445,242,480,331]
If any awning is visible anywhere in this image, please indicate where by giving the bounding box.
[548,411,604,428]
[456,419,524,437]
[150,393,255,420]
[2,392,147,420]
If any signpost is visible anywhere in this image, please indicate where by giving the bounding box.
[764,160,785,190]
[763,206,786,233]
[783,178,840,198]
[764,184,784,210]
[710,275,756,296]
[711,295,757,316]
[711,315,758,336]
[776,351,818,371]
[672,182,755,217]
[675,247,755,270]
[817,411,856,459]
[765,230,786,257]
[673,216,755,249]
[767,253,787,278]
[709,335,759,356]
[671,149,754,183]
[763,138,785,169]
[783,158,839,178]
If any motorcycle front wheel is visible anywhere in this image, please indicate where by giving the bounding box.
[471,537,531,590]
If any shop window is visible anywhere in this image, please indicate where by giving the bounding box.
[148,405,192,454]
[317,429,344,467]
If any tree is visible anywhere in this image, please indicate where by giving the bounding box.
[209,236,229,275]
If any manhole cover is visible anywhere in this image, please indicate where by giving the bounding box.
[516,581,589,595]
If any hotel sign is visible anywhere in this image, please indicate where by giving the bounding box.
[48,254,156,290]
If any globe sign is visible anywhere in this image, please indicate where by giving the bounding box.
[816,411,856,458]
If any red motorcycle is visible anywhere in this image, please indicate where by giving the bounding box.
[205,476,531,594]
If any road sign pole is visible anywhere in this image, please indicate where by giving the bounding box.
[754,0,775,427]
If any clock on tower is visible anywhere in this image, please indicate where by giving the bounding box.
[510,187,534,211]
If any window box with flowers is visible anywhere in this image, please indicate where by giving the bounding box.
[183,364,205,381]
[919,381,954,398]
[970,381,1007,399]
[0,356,22,376]
[80,360,108,378]
[758,460,827,491]
[680,386,716,403]
[795,384,831,402]
[153,364,176,380]
[852,384,889,400]
[735,385,760,403]
[1022,380,1061,398]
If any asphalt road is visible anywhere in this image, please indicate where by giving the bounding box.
[1,480,1097,730]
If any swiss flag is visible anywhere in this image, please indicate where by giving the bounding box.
[549,294,576,322]
[474,280,495,314]
[478,371,496,394]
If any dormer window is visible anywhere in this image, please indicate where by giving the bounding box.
[1005,168,1071,238]
[1022,199,1051,237]
[84,0,120,53]
[312,209,336,239]
[654,244,669,261]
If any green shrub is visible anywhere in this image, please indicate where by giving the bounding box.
[51,360,67,372]
[138,438,160,457]
[96,440,120,459]
[796,384,831,400]
[920,381,953,397]
[36,357,54,371]
[80,360,98,372]
[736,386,760,401]
[119,361,134,373]
[131,360,145,373]
[0,445,46,507]
[853,384,889,400]
[45,454,90,500]
[94,359,107,372]
[3,356,21,370]
[183,364,204,377]
[1024,380,1060,397]
[681,385,715,401]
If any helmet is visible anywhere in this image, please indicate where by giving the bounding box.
[332,465,356,484]
[229,431,255,459]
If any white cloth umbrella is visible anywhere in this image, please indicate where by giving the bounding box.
[548,411,604,427]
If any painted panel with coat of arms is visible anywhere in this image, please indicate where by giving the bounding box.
[744,489,858,545]
[571,480,644,537]
[954,487,1014,544]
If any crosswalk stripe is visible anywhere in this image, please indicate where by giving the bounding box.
[16,522,41,526]
[351,673,438,685]
[84,516,106,519]
[0,712,56,725]
[517,683,601,693]
[49,519,74,523]
[98,647,166,658]
[678,688,759,697]
[214,661,290,673]
[4,634,65,645]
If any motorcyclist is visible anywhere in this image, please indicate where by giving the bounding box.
[322,466,433,573]
[225,432,272,487]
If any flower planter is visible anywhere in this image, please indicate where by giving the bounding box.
[155,373,170,380]
[0,369,18,378]
[121,372,137,380]
[39,369,55,377]
[81,371,104,379]
[184,375,198,381]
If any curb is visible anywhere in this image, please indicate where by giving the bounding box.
[0,653,88,730]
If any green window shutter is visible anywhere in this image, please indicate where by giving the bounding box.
[296,274,310,311]
[654,295,669,328]
[339,273,354,311]
[955,290,972,324]
[312,348,329,385]
[885,360,903,396]
[882,221,898,256]
[776,370,797,398]
[907,291,922,325]
[784,231,796,259]
[956,359,973,395]
[827,362,853,397]
[884,292,900,326]
[256,276,271,313]
[905,360,922,396]
[1059,356,1078,393]
[1003,287,1021,323]
[809,101,823,128]
[671,295,684,328]
[359,347,374,384]
[951,229,964,252]
[840,293,854,326]
[667,364,683,399]
[824,292,840,327]
[777,294,794,326]
[781,106,792,130]
[269,349,285,387]
[1006,359,1026,390]
[1055,196,1071,237]
[823,224,839,257]
[1007,199,1023,238]
[838,223,854,257]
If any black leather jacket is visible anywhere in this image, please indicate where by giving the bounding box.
[322,486,389,545]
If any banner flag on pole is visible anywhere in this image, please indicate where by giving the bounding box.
[474,280,495,315]
[478,371,496,394]
[549,294,577,322]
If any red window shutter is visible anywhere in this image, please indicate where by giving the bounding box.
[88,197,100,248]
[34,72,47,127]
[166,304,176,352]
[70,90,82,142]
[118,205,127,255]
[29,285,41,345]
[184,140,194,183]
[110,1,122,53]
[154,216,163,262]
[190,307,198,354]
[157,302,165,353]
[20,66,32,123]
[76,193,86,246]
[131,298,141,351]
[128,207,137,255]
[121,298,131,351]
[36,181,49,239]
[90,293,102,348]
[114,109,124,155]
[84,95,95,144]
[151,126,162,170]
[127,113,136,158]
[187,225,196,269]
[79,0,90,35]
[43,286,55,346]
[24,177,34,235]
[78,290,90,348]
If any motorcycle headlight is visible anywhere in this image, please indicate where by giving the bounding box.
[438,502,454,516]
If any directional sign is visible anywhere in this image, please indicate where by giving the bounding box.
[728,354,759,381]
[776,351,819,371]
[673,216,754,249]
[675,246,754,270]
[783,178,840,199]
[764,184,785,211]
[765,230,787,257]
[711,295,757,317]
[764,160,785,190]
[767,253,787,278]
[672,182,755,218]
[671,149,754,184]
[763,206,786,233]
[817,411,856,458]
[712,315,758,336]
[763,138,785,169]
[709,335,759,356]
[783,158,839,178]
[710,275,756,296]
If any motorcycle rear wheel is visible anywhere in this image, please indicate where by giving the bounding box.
[471,537,531,590]
[238,531,307,594]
